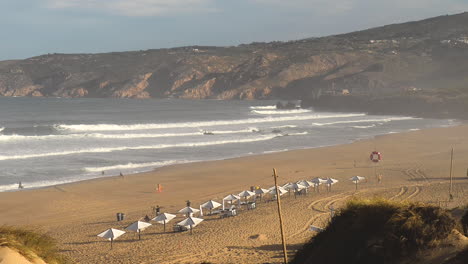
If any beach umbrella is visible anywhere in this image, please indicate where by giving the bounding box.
[311,178,328,193]
[350,176,365,190]
[125,221,152,240]
[97,228,125,249]
[284,183,306,198]
[200,200,222,215]
[222,194,240,210]
[254,188,269,201]
[268,186,288,196]
[297,180,313,188]
[326,178,339,192]
[178,206,200,217]
[177,216,204,234]
[238,190,256,207]
[152,213,176,232]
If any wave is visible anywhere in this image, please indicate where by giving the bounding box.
[251,109,312,115]
[312,117,418,126]
[0,128,257,142]
[351,124,376,129]
[0,134,280,161]
[249,105,276,110]
[409,128,420,131]
[55,113,366,132]
[287,132,308,136]
[0,127,4,132]
[0,178,88,192]
[84,160,196,173]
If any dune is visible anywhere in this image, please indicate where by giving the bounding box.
[0,247,45,264]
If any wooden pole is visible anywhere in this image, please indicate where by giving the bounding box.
[163,220,166,232]
[110,237,113,249]
[449,148,454,200]
[273,168,288,264]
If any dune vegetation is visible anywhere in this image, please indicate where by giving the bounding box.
[290,198,464,264]
[0,226,70,264]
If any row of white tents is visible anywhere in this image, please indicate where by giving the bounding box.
[97,176,366,248]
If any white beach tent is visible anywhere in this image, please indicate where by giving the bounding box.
[152,213,176,232]
[311,178,328,193]
[125,221,152,240]
[97,228,126,249]
[350,176,366,190]
[178,206,200,217]
[268,186,288,196]
[254,188,269,201]
[297,180,313,188]
[200,200,222,215]
[284,182,306,191]
[222,194,240,210]
[177,216,204,234]
[326,178,339,192]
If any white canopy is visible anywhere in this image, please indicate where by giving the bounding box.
[178,206,200,214]
[268,186,288,195]
[311,178,328,185]
[254,188,269,195]
[152,213,176,224]
[97,228,126,241]
[297,180,313,188]
[284,182,306,190]
[326,178,339,185]
[238,190,255,197]
[200,200,222,210]
[177,216,204,227]
[223,194,240,201]
[350,176,365,183]
[125,221,152,232]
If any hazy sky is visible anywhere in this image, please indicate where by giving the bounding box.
[1,0,468,60]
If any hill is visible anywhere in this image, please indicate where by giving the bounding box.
[1,12,468,117]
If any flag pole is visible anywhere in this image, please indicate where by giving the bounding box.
[449,148,454,200]
[273,168,288,264]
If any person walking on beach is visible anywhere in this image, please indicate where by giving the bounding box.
[18,181,23,189]
[377,174,382,184]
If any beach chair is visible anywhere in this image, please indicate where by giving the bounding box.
[173,224,188,232]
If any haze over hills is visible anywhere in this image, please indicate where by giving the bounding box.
[1,12,468,117]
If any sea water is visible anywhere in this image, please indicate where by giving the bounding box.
[0,97,456,192]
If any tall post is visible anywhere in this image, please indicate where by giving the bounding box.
[273,168,288,264]
[449,148,454,200]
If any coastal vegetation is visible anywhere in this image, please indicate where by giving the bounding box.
[290,199,466,264]
[0,226,70,264]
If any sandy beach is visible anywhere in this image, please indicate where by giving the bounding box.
[1,124,468,264]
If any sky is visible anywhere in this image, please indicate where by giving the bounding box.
[1,0,468,60]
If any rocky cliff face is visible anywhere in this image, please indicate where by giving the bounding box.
[1,12,468,117]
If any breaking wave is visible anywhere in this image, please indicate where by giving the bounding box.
[249,105,276,110]
[0,134,280,161]
[84,160,196,172]
[251,109,312,115]
[55,113,366,132]
[313,117,418,126]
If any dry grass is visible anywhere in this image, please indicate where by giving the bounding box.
[0,226,70,264]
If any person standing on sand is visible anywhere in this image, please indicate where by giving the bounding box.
[18,181,23,189]
[377,174,382,184]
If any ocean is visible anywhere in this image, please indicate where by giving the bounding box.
[0,97,457,192]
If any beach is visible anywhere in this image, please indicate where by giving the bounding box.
[1,124,467,264]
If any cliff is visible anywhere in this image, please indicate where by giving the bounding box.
[1,12,468,117]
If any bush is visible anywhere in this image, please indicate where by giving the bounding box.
[290,199,456,264]
[0,226,70,264]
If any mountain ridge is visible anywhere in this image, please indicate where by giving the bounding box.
[1,12,468,118]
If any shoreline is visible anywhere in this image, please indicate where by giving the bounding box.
[1,120,462,193]
[1,124,468,263]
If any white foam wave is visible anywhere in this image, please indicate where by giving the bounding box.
[409,128,420,131]
[0,178,84,192]
[313,117,418,126]
[351,124,376,129]
[0,134,279,161]
[0,127,4,132]
[56,113,366,132]
[0,128,258,142]
[288,132,308,136]
[84,160,196,172]
[251,109,311,115]
[249,105,276,110]
[273,125,297,128]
